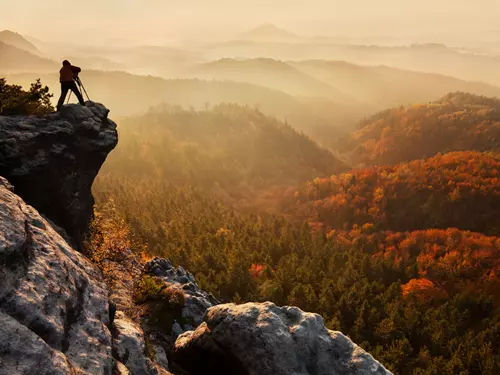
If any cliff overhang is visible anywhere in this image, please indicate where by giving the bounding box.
[0,102,118,249]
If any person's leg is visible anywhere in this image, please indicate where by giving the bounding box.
[69,81,85,105]
[56,83,69,110]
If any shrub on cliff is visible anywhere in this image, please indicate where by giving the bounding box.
[0,78,53,115]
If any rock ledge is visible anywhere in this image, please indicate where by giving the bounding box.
[0,102,118,249]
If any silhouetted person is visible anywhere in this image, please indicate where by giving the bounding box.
[57,60,85,111]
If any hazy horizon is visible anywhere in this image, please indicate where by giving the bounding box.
[3,0,500,47]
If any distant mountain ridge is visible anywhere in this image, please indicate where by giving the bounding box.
[239,24,299,42]
[0,30,40,54]
[189,58,356,103]
[0,41,56,73]
[290,60,500,109]
[185,57,500,128]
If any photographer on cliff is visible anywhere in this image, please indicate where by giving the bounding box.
[56,60,85,111]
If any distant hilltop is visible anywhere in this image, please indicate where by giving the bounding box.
[0,29,40,54]
[239,23,299,42]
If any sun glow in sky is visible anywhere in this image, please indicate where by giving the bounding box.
[2,0,500,44]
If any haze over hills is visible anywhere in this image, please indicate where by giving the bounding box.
[0,41,56,73]
[96,104,347,213]
[239,24,300,42]
[5,70,355,132]
[290,60,500,109]
[186,58,500,111]
[8,57,500,153]
[205,38,500,86]
[187,58,357,103]
[0,30,40,54]
[6,23,500,88]
[61,44,203,77]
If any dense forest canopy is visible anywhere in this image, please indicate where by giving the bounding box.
[294,151,500,235]
[344,92,500,166]
[95,181,500,375]
[93,96,500,374]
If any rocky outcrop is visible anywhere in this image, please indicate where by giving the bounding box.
[0,102,118,249]
[173,302,392,375]
[0,176,173,375]
[0,177,113,374]
[145,258,219,332]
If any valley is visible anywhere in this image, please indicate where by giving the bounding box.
[2,16,500,374]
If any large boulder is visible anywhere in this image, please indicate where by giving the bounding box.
[0,102,118,249]
[0,177,113,374]
[173,302,392,375]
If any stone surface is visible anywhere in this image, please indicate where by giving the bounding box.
[0,176,113,374]
[0,311,73,375]
[174,302,392,375]
[103,248,141,315]
[0,101,118,249]
[113,311,158,375]
[145,258,219,332]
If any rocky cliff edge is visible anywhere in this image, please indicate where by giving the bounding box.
[0,102,118,250]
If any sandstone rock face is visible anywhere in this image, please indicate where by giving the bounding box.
[0,177,113,374]
[113,311,162,375]
[0,102,118,249]
[145,258,219,331]
[0,311,73,375]
[174,302,392,375]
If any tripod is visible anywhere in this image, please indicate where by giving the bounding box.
[66,75,90,104]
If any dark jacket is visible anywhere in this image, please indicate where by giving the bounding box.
[60,65,81,83]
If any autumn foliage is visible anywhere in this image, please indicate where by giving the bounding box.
[401,278,447,302]
[345,92,500,166]
[295,151,500,235]
[249,263,266,279]
[92,96,500,374]
[326,228,500,298]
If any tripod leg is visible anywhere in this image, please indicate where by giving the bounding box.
[80,83,90,101]
[66,91,72,104]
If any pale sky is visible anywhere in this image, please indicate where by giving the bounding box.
[2,0,500,45]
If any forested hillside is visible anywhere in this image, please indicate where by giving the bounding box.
[95,184,500,375]
[93,100,500,374]
[345,92,500,166]
[96,104,346,212]
[294,152,500,235]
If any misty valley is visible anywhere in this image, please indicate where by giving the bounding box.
[2,16,500,375]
